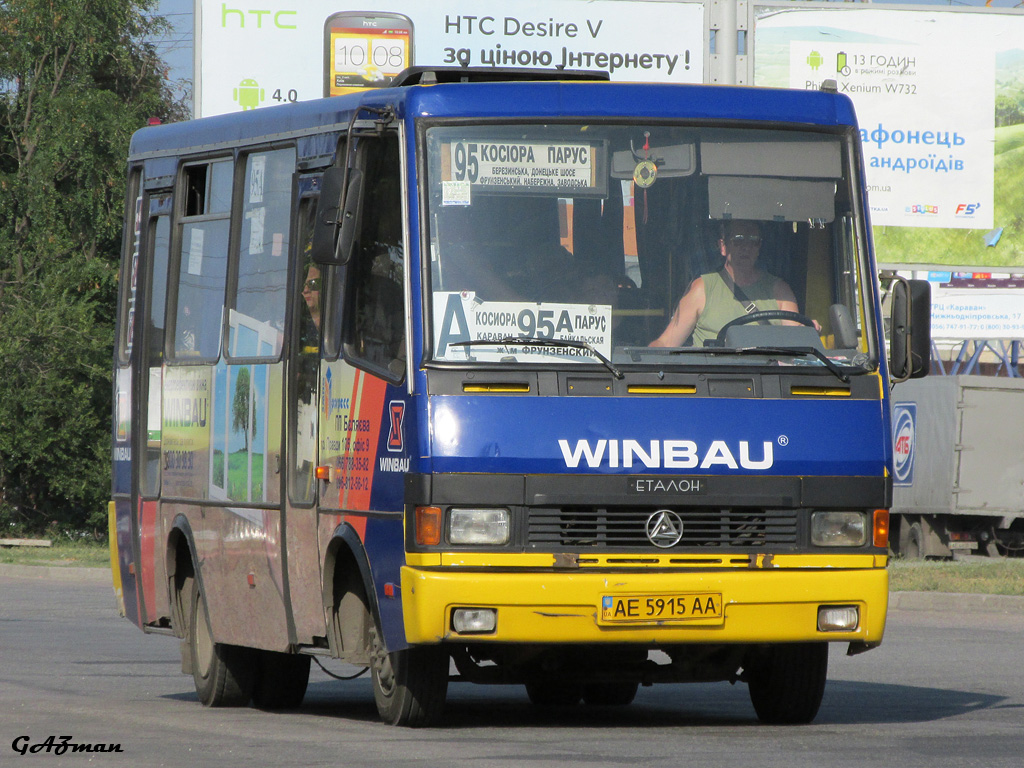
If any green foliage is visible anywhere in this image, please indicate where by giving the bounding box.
[231,367,253,452]
[0,0,187,535]
[995,94,1024,129]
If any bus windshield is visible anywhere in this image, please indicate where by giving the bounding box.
[425,122,874,374]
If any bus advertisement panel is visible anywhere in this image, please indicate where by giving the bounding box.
[196,0,706,116]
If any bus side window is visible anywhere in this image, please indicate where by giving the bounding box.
[142,211,171,498]
[172,159,233,360]
[343,136,405,381]
[290,196,320,505]
[231,148,295,359]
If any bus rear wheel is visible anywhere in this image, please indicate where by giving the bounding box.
[746,642,828,725]
[370,628,449,727]
[188,579,256,707]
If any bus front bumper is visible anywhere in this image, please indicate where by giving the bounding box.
[401,556,888,646]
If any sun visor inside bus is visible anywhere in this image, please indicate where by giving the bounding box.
[610,143,695,179]
[701,140,841,178]
[708,177,837,223]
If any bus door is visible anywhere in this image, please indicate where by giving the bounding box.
[285,174,331,645]
[117,184,173,627]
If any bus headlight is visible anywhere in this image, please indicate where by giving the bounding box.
[449,508,510,546]
[811,511,867,547]
[818,605,859,632]
[452,608,497,634]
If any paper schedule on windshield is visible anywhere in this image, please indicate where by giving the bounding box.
[433,292,612,362]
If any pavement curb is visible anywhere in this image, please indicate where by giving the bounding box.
[889,590,1024,615]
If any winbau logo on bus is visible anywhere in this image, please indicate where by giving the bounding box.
[558,439,775,470]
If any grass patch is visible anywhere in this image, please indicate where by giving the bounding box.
[0,540,111,568]
[889,557,1024,596]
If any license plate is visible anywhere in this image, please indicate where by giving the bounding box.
[600,593,723,624]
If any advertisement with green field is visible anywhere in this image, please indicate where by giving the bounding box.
[754,6,1024,268]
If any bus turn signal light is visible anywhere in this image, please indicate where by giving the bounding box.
[416,506,443,546]
[873,509,890,549]
[315,465,331,482]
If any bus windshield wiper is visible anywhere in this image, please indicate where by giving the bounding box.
[449,337,624,380]
[631,345,851,383]
[732,346,852,383]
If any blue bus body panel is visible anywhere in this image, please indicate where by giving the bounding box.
[404,82,857,127]
[428,395,889,478]
[129,82,859,161]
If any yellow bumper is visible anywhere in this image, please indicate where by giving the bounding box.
[402,555,888,645]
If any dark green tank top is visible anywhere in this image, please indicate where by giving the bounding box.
[691,271,781,347]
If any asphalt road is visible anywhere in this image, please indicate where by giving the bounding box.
[2,567,1023,768]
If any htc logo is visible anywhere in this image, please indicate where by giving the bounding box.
[221,4,298,30]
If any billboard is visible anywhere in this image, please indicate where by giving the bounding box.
[753,5,1024,268]
[196,1,706,117]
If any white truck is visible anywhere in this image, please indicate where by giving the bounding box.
[890,375,1024,558]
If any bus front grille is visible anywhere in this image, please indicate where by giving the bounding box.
[526,507,799,550]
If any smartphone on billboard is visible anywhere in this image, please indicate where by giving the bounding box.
[323,12,414,97]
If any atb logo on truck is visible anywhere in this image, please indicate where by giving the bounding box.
[893,403,916,487]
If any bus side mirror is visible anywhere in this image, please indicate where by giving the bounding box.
[334,168,364,267]
[311,166,364,266]
[311,166,345,265]
[888,277,930,381]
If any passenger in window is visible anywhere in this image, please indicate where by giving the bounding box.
[649,220,812,347]
[301,264,322,331]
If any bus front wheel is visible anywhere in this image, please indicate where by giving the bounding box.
[188,579,256,707]
[746,642,828,725]
[370,628,449,727]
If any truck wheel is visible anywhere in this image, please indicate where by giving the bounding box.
[904,522,925,560]
[582,681,639,706]
[747,643,828,725]
[370,627,449,726]
[252,650,310,710]
[525,680,583,707]
[188,579,256,707]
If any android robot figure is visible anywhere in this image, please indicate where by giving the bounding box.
[233,79,264,110]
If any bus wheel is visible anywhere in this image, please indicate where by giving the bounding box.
[747,643,828,725]
[525,680,583,707]
[252,651,310,710]
[370,628,449,727]
[188,579,256,707]
[582,681,639,707]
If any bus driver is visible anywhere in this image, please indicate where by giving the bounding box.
[650,220,809,348]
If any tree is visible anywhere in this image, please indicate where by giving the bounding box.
[0,0,188,535]
[231,367,256,454]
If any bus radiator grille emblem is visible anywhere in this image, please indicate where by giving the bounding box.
[646,510,684,548]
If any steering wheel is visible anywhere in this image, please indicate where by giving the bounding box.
[715,310,816,345]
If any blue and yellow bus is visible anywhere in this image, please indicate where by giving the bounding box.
[111,68,929,726]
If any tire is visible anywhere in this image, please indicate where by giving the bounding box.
[747,643,828,725]
[525,680,583,707]
[370,627,449,727]
[188,579,256,707]
[582,681,639,707]
[252,651,311,710]
[904,522,925,560]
